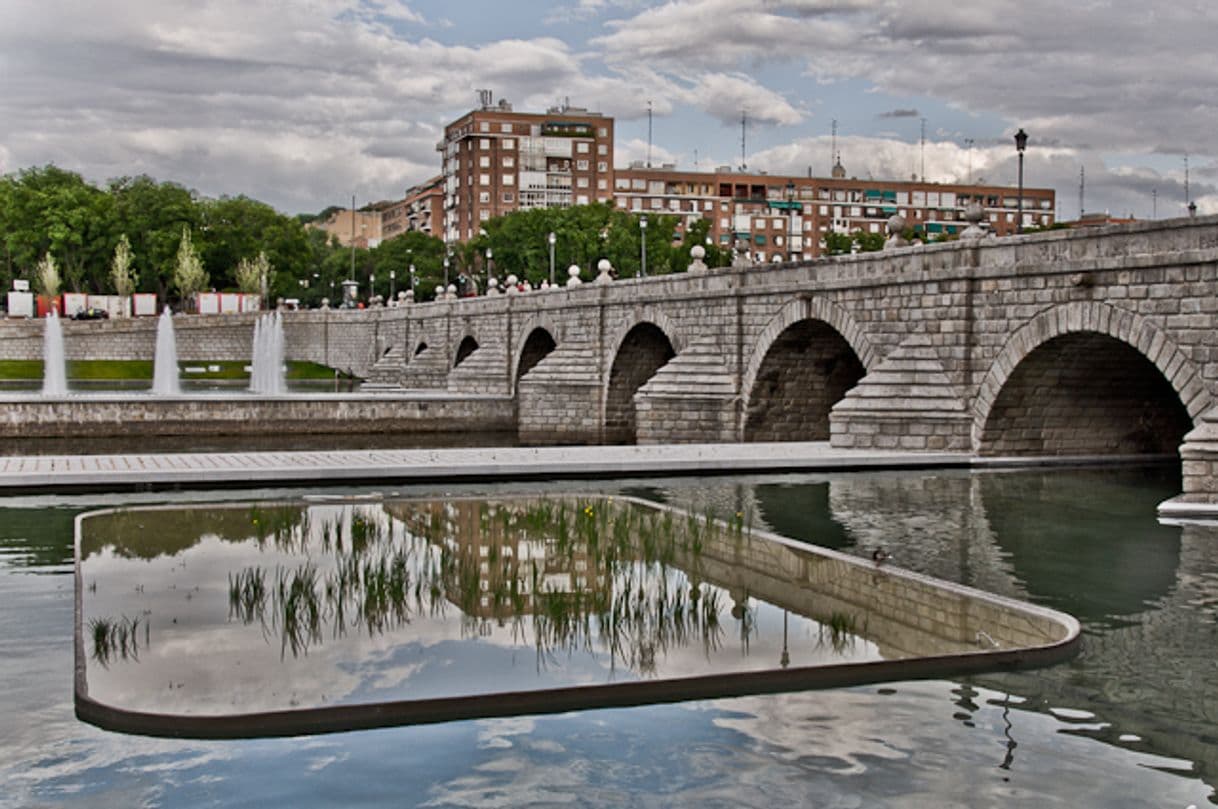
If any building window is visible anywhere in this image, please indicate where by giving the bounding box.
[503,174,515,186]
[503,138,515,149]
[479,155,490,168]
[598,143,607,155]
[632,179,646,190]
[503,192,515,203]
[576,160,589,170]
[479,209,490,221]
[597,178,607,190]
[501,123,512,133]
[577,142,590,153]
[479,122,489,132]
[598,127,608,137]
[478,191,490,203]
[597,161,607,172]
[503,156,515,168]
[480,138,490,150]
[480,173,490,185]
[577,194,589,205]
[577,177,589,188]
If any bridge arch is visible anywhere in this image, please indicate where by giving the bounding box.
[973,302,1209,455]
[510,314,563,391]
[513,328,558,390]
[453,335,479,368]
[741,298,876,442]
[602,314,683,444]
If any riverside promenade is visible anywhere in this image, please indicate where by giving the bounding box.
[0,442,975,492]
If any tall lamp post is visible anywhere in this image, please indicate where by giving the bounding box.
[548,231,556,285]
[1014,128,1028,234]
[389,270,396,301]
[409,263,416,299]
[485,247,493,288]
[639,215,648,277]
[443,253,450,289]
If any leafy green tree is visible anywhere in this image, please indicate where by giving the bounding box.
[234,250,271,295]
[171,227,208,304]
[107,175,200,299]
[199,196,311,296]
[0,166,113,293]
[110,234,137,296]
[370,230,446,301]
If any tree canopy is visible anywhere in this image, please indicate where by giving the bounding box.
[1,165,728,308]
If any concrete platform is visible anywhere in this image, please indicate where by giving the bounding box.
[0,442,974,493]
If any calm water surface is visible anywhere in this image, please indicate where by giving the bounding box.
[2,466,1215,807]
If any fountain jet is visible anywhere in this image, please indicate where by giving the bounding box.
[151,307,181,395]
[41,310,67,396]
[249,312,286,395]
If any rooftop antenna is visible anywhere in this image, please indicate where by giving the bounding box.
[1152,188,1158,219]
[740,108,748,171]
[920,117,926,181]
[477,89,492,109]
[647,100,653,168]
[964,138,974,184]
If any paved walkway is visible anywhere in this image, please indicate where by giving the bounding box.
[0,442,973,492]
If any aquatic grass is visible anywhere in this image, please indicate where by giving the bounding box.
[819,610,859,653]
[228,566,268,624]
[88,615,144,667]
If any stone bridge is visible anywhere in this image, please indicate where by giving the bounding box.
[5,215,1218,501]
[332,216,1218,500]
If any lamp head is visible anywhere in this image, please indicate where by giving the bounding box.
[1014,128,1028,153]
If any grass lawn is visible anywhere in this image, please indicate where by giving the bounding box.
[0,359,345,381]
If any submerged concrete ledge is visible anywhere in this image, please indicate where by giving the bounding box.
[0,393,515,439]
[72,494,1081,740]
[1,442,974,492]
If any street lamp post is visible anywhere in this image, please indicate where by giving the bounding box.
[409,263,416,299]
[389,270,395,301]
[485,247,493,288]
[443,255,450,290]
[639,215,648,277]
[548,231,556,285]
[1014,128,1028,234]
[369,273,375,303]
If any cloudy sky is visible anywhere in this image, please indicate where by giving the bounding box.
[2,0,1214,219]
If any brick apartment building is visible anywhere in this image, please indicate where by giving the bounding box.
[438,95,615,243]
[339,98,1054,260]
[613,163,1056,261]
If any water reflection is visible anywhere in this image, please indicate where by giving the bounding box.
[76,495,1074,737]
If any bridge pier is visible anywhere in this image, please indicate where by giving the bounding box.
[1174,406,1218,504]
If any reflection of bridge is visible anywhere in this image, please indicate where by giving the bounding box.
[659,470,1218,788]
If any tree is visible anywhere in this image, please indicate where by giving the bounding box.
[172,227,208,304]
[0,166,113,293]
[107,175,200,299]
[234,250,271,296]
[34,252,60,297]
[110,234,137,296]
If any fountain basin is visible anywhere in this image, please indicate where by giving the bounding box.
[0,392,515,439]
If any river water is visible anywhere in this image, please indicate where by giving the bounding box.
[2,465,1215,807]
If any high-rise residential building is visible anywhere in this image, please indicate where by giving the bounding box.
[438,95,614,243]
